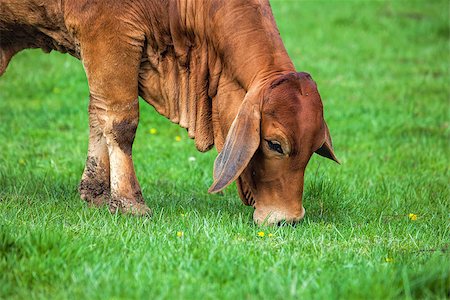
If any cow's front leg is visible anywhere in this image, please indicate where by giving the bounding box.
[76,20,150,216]
[102,100,150,216]
[79,100,110,206]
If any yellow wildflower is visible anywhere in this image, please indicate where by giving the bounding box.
[257,231,265,237]
[149,128,157,135]
[177,231,184,238]
[175,135,182,142]
[268,233,274,237]
[385,257,394,263]
[408,213,418,221]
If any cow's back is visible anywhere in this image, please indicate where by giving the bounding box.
[0,0,79,74]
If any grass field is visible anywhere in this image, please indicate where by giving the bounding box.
[1,0,449,299]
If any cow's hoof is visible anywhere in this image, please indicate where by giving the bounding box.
[79,156,110,206]
[109,197,152,217]
[79,179,110,207]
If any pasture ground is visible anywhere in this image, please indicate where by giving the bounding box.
[0,0,449,299]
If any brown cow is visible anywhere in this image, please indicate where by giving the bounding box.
[0,0,338,224]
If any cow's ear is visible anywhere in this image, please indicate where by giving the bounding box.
[208,91,261,193]
[315,121,340,163]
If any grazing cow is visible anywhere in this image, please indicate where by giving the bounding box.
[0,0,338,224]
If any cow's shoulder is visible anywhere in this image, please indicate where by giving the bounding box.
[64,0,109,35]
[64,0,147,40]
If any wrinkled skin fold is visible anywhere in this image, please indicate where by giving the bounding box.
[0,0,338,224]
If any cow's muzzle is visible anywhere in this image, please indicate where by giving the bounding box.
[253,205,305,225]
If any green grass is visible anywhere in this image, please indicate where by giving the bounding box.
[1,0,449,299]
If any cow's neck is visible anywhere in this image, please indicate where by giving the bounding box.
[138,0,295,152]
[183,0,296,150]
[181,0,295,90]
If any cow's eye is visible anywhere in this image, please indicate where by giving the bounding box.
[266,140,284,154]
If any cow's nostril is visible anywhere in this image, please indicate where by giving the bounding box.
[276,220,300,227]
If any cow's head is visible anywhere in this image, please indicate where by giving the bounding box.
[209,72,338,225]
